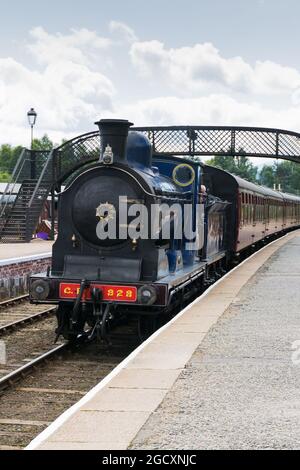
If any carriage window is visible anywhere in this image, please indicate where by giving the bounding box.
[240,194,244,225]
[248,194,253,223]
[247,194,250,223]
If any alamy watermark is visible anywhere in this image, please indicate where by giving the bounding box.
[95,197,204,249]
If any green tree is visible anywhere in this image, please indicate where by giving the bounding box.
[0,171,11,182]
[234,156,258,182]
[0,144,12,173]
[259,164,275,188]
[0,144,23,174]
[0,135,54,182]
[32,134,53,151]
[258,161,300,195]
[206,155,236,173]
[206,155,258,183]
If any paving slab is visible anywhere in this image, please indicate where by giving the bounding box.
[0,239,53,262]
[81,388,167,412]
[108,369,180,390]
[47,411,149,444]
[37,442,128,450]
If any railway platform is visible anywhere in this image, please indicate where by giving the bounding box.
[0,239,53,263]
[0,240,53,299]
[28,231,300,450]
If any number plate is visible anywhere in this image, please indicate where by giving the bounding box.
[59,283,137,302]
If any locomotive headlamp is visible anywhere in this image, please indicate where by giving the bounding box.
[30,279,50,301]
[96,202,116,222]
[102,144,114,164]
[138,285,157,306]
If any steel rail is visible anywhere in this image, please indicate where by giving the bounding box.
[0,294,29,310]
[0,306,56,336]
[0,343,68,392]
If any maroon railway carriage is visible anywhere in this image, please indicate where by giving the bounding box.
[203,165,300,254]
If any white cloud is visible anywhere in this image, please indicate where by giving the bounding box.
[28,27,111,65]
[109,21,138,44]
[0,57,114,125]
[130,40,300,97]
[2,21,300,152]
[0,27,115,146]
[117,95,274,127]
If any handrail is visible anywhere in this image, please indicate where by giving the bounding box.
[0,149,29,218]
[0,148,24,208]
[0,147,54,241]
[28,149,54,208]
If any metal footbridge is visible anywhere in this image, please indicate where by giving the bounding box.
[1,125,300,242]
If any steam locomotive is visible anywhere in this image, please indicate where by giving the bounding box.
[29,119,300,341]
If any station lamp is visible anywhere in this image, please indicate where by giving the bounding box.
[27,107,37,149]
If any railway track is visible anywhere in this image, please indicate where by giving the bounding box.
[0,296,59,393]
[0,310,63,382]
[0,295,56,334]
[0,312,139,449]
[0,294,29,309]
[0,344,68,393]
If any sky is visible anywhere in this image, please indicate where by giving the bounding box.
[1,0,300,153]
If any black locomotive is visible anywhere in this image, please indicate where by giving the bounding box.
[29,119,300,341]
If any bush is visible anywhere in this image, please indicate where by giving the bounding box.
[0,171,11,182]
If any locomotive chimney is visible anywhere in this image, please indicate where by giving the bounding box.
[95,118,133,165]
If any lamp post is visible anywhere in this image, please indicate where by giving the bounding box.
[27,108,37,179]
[27,108,37,149]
